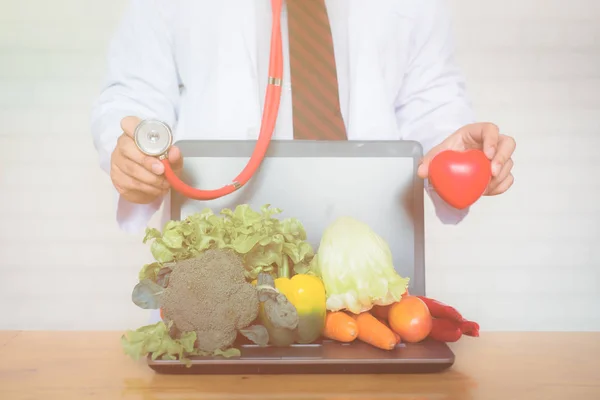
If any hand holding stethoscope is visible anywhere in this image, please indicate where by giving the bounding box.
[126,0,284,202]
[109,116,183,204]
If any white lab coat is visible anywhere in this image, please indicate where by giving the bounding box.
[90,0,475,234]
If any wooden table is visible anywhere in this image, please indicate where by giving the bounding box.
[0,331,598,400]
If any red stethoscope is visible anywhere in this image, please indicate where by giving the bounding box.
[134,0,284,200]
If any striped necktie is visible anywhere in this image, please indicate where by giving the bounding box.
[287,0,347,140]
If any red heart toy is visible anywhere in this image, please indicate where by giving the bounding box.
[428,149,492,210]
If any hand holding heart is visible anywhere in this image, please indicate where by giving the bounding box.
[417,123,516,208]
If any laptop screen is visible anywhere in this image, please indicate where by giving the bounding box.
[172,140,425,295]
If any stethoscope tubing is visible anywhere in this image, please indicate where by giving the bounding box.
[139,0,284,201]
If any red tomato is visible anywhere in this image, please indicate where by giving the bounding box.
[372,288,411,321]
[388,296,432,343]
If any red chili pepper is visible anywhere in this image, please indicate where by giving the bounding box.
[460,320,480,337]
[417,296,464,323]
[416,296,480,342]
[428,318,462,342]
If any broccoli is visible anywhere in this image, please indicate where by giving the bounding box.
[160,248,260,353]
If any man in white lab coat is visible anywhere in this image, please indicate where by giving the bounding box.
[91,0,516,233]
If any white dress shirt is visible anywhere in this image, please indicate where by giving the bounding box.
[90,0,475,234]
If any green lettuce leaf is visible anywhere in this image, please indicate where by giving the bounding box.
[121,321,242,367]
[138,262,162,282]
[239,325,269,347]
[140,204,314,281]
[213,348,242,358]
[131,279,164,309]
[121,321,197,364]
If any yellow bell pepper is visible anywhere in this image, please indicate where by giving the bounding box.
[252,274,326,345]
[273,274,327,344]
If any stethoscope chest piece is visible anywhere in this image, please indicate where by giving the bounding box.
[134,119,173,158]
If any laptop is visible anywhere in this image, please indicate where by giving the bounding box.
[148,139,455,374]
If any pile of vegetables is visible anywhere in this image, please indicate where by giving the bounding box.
[121,205,478,366]
[322,295,479,349]
[121,204,318,364]
[303,215,479,348]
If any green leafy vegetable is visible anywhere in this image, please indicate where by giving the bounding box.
[239,325,270,347]
[140,204,314,281]
[121,321,197,363]
[131,279,164,309]
[310,216,410,314]
[213,348,241,358]
[121,321,242,367]
[138,262,162,282]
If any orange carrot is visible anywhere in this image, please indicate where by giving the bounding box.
[323,311,358,342]
[354,312,398,350]
[375,316,402,344]
[371,304,392,321]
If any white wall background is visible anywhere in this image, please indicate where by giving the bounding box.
[1,0,598,332]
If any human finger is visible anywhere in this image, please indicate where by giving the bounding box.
[120,116,143,139]
[491,135,516,177]
[464,123,500,159]
[486,173,514,196]
[110,162,169,198]
[114,154,170,190]
[167,145,184,175]
[486,158,513,195]
[118,134,165,175]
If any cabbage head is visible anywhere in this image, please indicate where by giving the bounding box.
[310,216,409,314]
